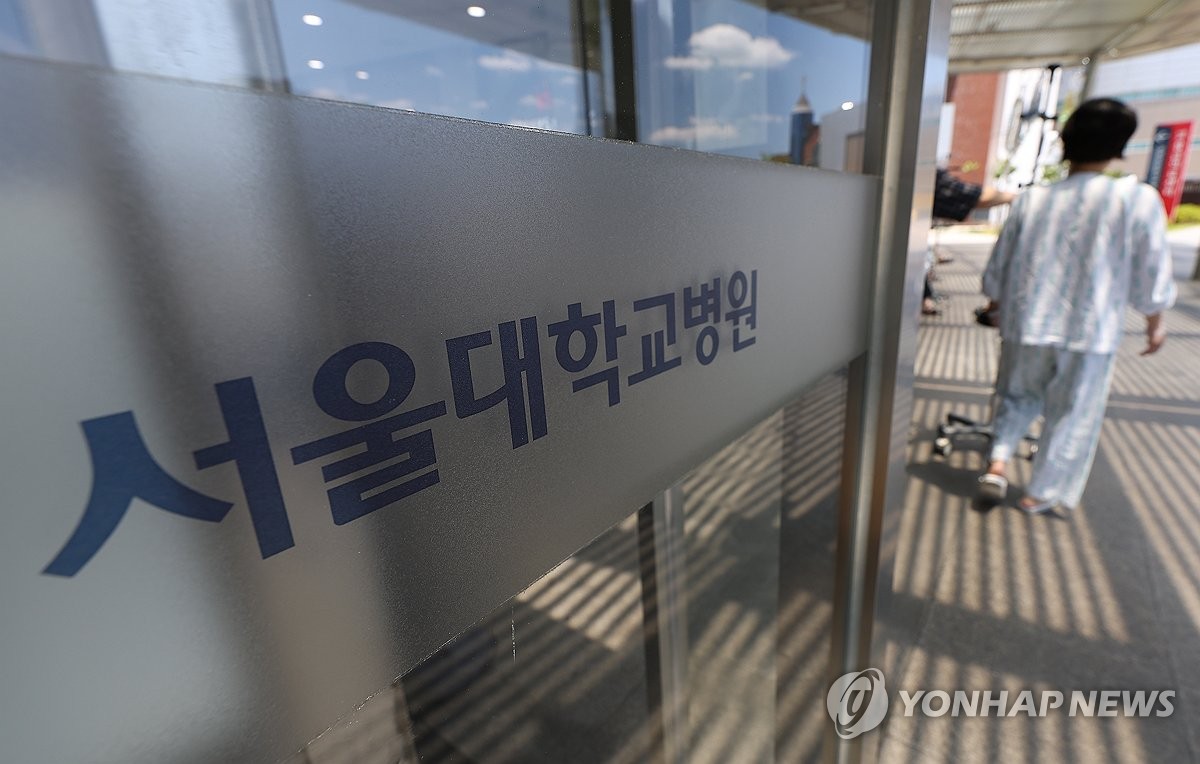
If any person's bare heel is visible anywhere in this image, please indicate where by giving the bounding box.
[1019,496,1058,515]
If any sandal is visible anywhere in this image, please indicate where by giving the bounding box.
[1019,497,1058,515]
[978,473,1007,501]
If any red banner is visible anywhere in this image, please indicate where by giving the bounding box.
[1146,122,1194,222]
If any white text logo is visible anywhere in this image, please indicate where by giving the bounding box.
[896,690,1175,718]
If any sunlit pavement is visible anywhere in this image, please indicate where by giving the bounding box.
[878,229,1200,763]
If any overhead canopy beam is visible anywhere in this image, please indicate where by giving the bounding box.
[945,0,1200,72]
[950,54,1089,73]
[954,23,1127,40]
[1097,0,1191,53]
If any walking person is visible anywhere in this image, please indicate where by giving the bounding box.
[976,98,1177,513]
[924,170,1014,315]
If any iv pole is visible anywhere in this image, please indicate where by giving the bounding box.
[1023,63,1062,187]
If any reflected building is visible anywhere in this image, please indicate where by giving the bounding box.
[789,87,817,166]
[819,102,866,173]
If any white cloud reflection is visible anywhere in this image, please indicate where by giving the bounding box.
[649,118,740,145]
[518,93,555,109]
[478,51,533,72]
[378,97,416,111]
[664,56,714,71]
[665,23,793,70]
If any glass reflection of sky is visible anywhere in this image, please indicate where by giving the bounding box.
[636,0,869,159]
[0,0,868,159]
[278,0,867,157]
[277,0,591,134]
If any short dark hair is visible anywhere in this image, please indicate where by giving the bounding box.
[1060,98,1138,164]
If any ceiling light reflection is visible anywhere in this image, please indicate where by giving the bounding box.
[355,70,370,80]
[467,6,487,18]
[307,59,325,70]
[302,14,323,26]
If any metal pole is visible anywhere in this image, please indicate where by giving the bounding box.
[1080,49,1103,100]
[1027,64,1061,186]
[636,487,689,764]
[832,0,952,761]
[608,0,638,142]
[573,0,595,136]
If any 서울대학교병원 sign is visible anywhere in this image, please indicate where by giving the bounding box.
[43,271,759,577]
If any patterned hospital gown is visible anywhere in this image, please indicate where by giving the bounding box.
[982,172,1176,353]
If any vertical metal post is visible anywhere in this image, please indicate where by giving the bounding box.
[832,0,951,762]
[608,5,687,757]
[1080,49,1103,100]
[573,0,595,136]
[637,487,689,764]
[244,0,292,93]
[608,0,639,142]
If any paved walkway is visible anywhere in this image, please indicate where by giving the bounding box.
[879,230,1200,763]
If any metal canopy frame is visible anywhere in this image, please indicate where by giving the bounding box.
[760,0,1200,72]
[948,0,1200,72]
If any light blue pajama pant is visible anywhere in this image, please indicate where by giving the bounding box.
[988,342,1118,508]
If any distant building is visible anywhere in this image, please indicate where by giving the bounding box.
[986,46,1199,194]
[789,90,815,166]
[944,72,1004,186]
[818,103,865,173]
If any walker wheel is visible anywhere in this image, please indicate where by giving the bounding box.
[933,437,952,456]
